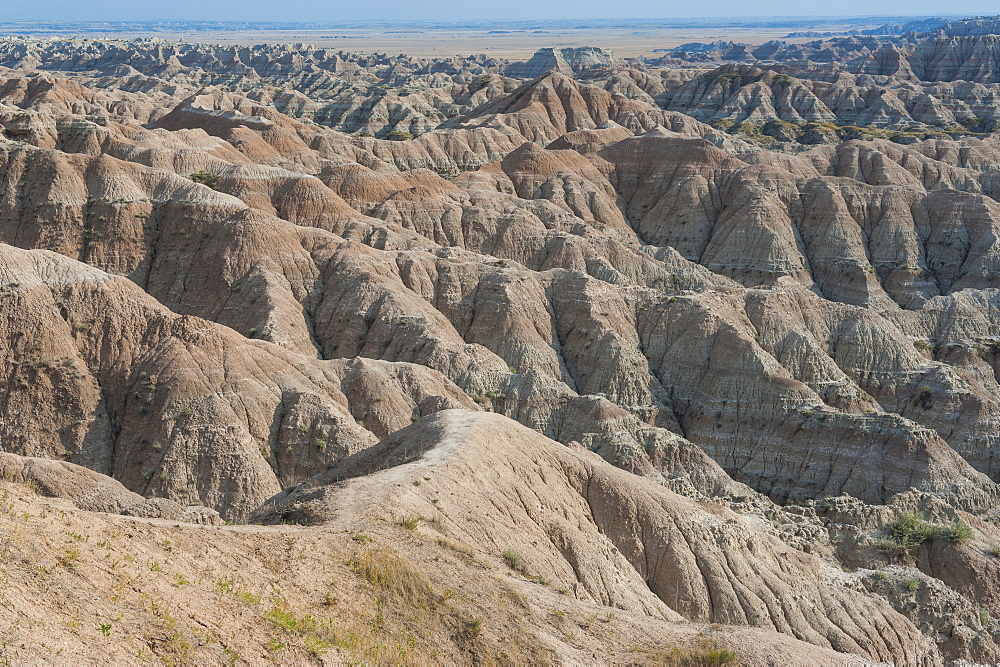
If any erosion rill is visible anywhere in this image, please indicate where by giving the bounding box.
[3,15,1000,665]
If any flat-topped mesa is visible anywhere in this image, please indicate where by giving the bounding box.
[504,46,622,79]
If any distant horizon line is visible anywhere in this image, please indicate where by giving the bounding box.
[0,14,977,26]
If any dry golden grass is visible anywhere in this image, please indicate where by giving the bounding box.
[643,636,739,666]
[0,484,551,665]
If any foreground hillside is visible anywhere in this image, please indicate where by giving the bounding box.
[0,429,869,666]
[3,23,1000,664]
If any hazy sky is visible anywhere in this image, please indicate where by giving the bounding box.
[2,0,997,22]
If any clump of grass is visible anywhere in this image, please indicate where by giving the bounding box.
[464,618,482,639]
[238,591,261,606]
[703,649,738,665]
[264,601,336,657]
[987,544,1000,558]
[904,578,921,593]
[350,550,439,608]
[189,170,220,190]
[877,537,915,560]
[59,547,81,567]
[648,643,738,665]
[265,604,315,635]
[889,513,938,544]
[501,549,528,575]
[943,520,974,544]
[395,515,423,531]
[436,537,474,558]
[878,513,974,561]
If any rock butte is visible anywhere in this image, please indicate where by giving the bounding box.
[3,15,1000,664]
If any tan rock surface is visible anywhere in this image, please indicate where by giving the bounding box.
[257,410,940,664]
[0,477,871,665]
[1,31,1000,662]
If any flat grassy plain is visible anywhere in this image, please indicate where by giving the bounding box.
[0,16,942,58]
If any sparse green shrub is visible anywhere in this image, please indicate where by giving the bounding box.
[189,170,220,190]
[904,578,920,593]
[703,649,738,664]
[879,513,948,561]
[652,644,738,665]
[395,515,422,530]
[265,603,319,637]
[59,547,81,567]
[501,549,526,574]
[943,520,974,544]
[879,513,976,560]
[890,514,938,544]
[238,591,261,606]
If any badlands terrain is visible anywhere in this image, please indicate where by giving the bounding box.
[4,13,1000,665]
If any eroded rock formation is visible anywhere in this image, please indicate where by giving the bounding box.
[2,24,1000,662]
